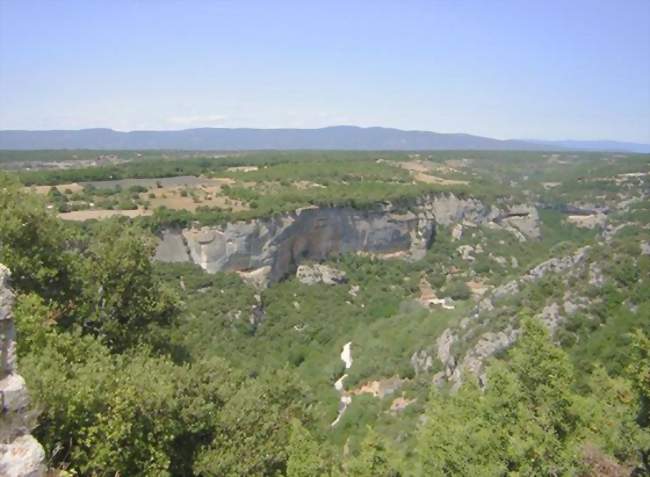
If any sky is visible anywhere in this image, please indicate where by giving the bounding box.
[0,0,649,142]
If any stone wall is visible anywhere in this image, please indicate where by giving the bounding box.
[0,264,45,477]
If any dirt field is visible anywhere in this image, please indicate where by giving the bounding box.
[82,175,233,189]
[29,183,85,194]
[226,166,259,172]
[144,183,248,212]
[58,209,152,221]
[391,160,470,186]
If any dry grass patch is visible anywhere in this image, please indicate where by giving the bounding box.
[145,184,248,212]
[29,182,84,194]
[390,160,470,186]
[59,209,152,221]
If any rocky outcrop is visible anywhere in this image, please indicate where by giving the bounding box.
[456,328,519,387]
[296,264,347,285]
[423,246,592,389]
[566,213,607,229]
[536,302,563,331]
[156,194,541,286]
[0,265,45,477]
[410,349,434,376]
[491,205,541,241]
[641,241,650,255]
[493,246,591,303]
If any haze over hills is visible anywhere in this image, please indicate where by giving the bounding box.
[2,126,648,152]
[0,126,544,151]
[526,139,650,154]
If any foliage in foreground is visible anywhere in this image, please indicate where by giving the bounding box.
[417,319,649,476]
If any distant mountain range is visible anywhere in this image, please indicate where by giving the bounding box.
[0,126,648,152]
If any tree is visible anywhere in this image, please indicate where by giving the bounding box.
[286,419,327,477]
[417,318,598,475]
[417,377,506,476]
[0,172,80,303]
[81,220,178,351]
[194,369,315,476]
[13,292,58,356]
[628,329,650,427]
[23,334,238,476]
[347,427,397,477]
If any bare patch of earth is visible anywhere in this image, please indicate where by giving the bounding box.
[59,209,152,221]
[29,183,84,194]
[390,160,470,186]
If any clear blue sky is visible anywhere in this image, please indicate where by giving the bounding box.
[1,0,649,141]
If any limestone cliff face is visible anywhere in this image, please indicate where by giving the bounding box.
[155,194,540,286]
[0,265,46,477]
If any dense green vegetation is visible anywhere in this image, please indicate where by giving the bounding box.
[1,148,649,475]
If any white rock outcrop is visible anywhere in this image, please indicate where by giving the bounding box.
[0,265,45,477]
[155,194,541,285]
[296,264,347,285]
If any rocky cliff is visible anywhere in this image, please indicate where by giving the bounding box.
[155,194,540,286]
[418,246,594,390]
[0,265,46,477]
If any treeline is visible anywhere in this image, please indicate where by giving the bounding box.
[14,151,411,185]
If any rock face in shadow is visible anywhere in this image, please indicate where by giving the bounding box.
[0,265,45,477]
[155,194,541,286]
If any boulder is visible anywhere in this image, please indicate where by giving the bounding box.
[457,328,519,385]
[536,302,563,331]
[451,224,463,241]
[0,435,45,477]
[410,350,434,375]
[457,245,475,261]
[641,241,650,256]
[436,329,456,367]
[296,264,347,285]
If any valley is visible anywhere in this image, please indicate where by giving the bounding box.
[1,149,648,474]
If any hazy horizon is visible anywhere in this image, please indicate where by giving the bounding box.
[1,125,650,146]
[1,0,649,142]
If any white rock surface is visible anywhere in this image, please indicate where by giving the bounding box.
[341,342,352,369]
[0,435,46,477]
[566,213,607,229]
[296,264,347,286]
[451,223,463,241]
[0,265,45,477]
[331,341,354,427]
[641,241,650,255]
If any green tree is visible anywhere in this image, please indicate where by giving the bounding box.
[0,172,79,302]
[12,292,57,356]
[81,220,178,351]
[194,369,315,476]
[418,319,581,475]
[347,427,397,477]
[286,419,328,477]
[23,335,238,476]
[628,330,650,427]
[417,377,506,476]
